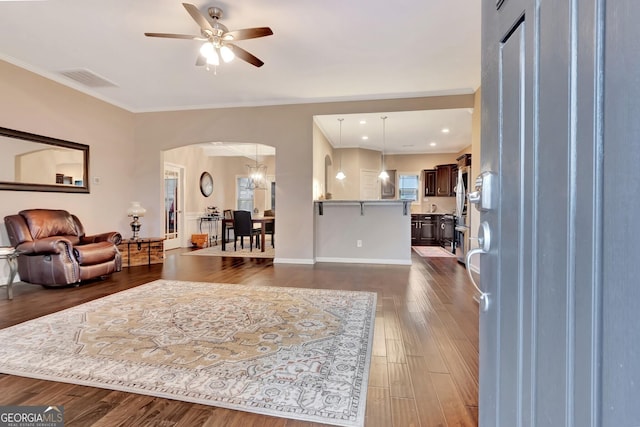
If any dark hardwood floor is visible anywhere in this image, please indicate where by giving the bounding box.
[0,249,479,427]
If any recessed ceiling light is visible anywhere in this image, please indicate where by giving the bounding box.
[359,120,367,124]
[430,142,437,147]
[362,136,369,140]
[441,128,450,134]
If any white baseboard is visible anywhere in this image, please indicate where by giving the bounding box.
[0,275,20,287]
[273,258,315,265]
[315,257,411,266]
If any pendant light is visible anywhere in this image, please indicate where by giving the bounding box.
[335,118,346,180]
[379,116,389,180]
[246,144,268,190]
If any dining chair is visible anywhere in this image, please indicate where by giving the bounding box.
[223,209,233,242]
[232,210,261,251]
[263,209,275,247]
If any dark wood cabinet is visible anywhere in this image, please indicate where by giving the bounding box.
[451,165,458,195]
[435,164,457,197]
[411,214,439,245]
[423,169,436,197]
[438,215,455,244]
[457,153,471,167]
[420,216,438,244]
[411,214,457,247]
[411,218,421,244]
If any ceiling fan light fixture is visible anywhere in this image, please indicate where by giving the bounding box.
[200,42,215,58]
[206,50,220,66]
[145,3,273,69]
[220,45,235,63]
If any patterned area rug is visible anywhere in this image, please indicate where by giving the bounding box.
[0,280,376,427]
[184,243,274,258]
[412,245,457,258]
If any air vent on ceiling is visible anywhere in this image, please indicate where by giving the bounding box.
[58,69,117,88]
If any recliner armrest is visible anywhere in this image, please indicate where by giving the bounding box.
[81,232,122,245]
[16,236,74,255]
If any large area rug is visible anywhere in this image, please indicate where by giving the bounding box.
[412,245,457,258]
[0,280,376,427]
[184,243,274,259]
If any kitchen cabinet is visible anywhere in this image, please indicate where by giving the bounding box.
[423,169,436,197]
[450,165,458,195]
[411,218,421,244]
[438,215,455,248]
[412,214,457,247]
[411,214,439,245]
[435,164,457,196]
[457,153,472,167]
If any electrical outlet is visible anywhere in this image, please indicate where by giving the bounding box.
[357,240,362,248]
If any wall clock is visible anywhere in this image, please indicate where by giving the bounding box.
[199,172,213,197]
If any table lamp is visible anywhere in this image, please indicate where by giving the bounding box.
[127,202,146,239]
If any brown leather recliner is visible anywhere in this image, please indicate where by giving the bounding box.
[4,209,122,287]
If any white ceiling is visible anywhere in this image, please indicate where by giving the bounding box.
[0,0,481,153]
[314,109,474,155]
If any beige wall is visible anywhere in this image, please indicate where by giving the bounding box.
[163,145,213,215]
[0,58,475,263]
[164,145,276,216]
[134,95,474,262]
[0,60,135,245]
[313,122,334,200]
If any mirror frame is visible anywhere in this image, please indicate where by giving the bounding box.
[0,127,90,193]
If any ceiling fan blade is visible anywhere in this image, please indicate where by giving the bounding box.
[144,32,201,40]
[182,3,214,32]
[196,54,206,66]
[228,43,265,67]
[223,27,273,41]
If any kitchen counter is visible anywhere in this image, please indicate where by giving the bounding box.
[412,212,456,216]
[316,199,411,216]
[411,211,456,216]
[314,200,411,264]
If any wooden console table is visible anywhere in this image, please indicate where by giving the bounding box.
[117,237,165,267]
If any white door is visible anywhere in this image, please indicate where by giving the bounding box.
[359,169,379,200]
[163,163,184,250]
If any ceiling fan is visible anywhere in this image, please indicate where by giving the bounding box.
[145,3,273,68]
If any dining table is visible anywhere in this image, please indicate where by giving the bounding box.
[221,216,274,252]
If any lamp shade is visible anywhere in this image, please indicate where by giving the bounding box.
[206,50,220,66]
[220,45,235,63]
[127,202,146,217]
[200,42,215,58]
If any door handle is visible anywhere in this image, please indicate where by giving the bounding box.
[466,221,491,312]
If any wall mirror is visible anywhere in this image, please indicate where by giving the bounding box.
[0,127,89,193]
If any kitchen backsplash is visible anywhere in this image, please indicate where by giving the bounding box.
[411,197,457,214]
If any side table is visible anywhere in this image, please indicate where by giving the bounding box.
[0,248,20,300]
[199,215,221,246]
[117,237,165,267]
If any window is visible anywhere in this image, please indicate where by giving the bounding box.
[237,177,254,211]
[398,174,419,201]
